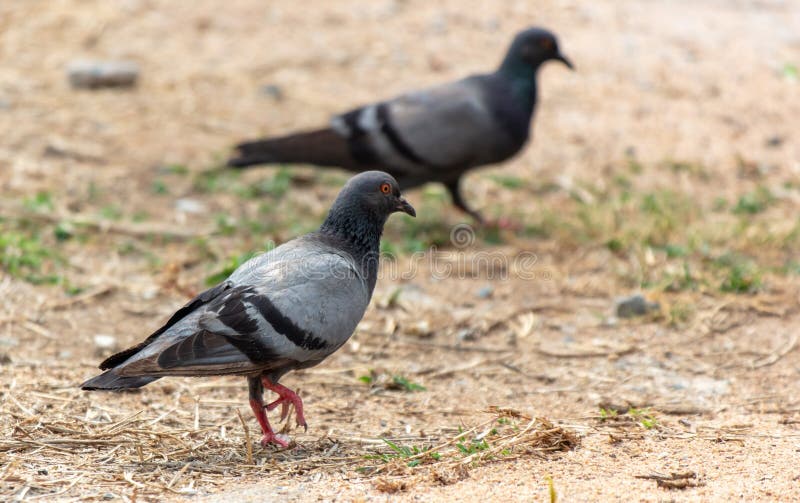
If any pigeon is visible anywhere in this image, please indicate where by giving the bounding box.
[228,27,572,223]
[81,171,416,448]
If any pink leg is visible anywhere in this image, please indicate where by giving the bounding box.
[261,377,307,431]
[247,377,289,448]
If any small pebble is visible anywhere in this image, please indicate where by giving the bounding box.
[140,286,159,300]
[93,334,118,353]
[560,324,577,336]
[476,285,493,299]
[260,84,284,101]
[603,316,619,327]
[175,198,206,214]
[765,135,783,148]
[616,294,660,318]
[67,60,139,89]
[0,336,19,347]
[406,320,431,337]
[456,328,477,342]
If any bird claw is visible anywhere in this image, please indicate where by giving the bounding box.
[250,396,292,449]
[265,398,291,423]
[262,381,307,431]
[260,432,290,448]
[265,399,291,421]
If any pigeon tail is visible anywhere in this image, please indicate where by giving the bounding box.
[227,128,360,170]
[80,370,160,390]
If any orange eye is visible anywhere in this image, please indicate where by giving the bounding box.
[380,183,391,194]
[541,38,553,50]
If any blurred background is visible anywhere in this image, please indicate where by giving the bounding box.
[1,1,799,500]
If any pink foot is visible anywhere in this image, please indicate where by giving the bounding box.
[259,431,289,448]
[262,378,307,431]
[248,398,289,448]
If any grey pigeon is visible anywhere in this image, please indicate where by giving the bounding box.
[228,27,572,222]
[81,171,415,447]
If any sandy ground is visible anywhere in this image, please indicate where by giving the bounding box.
[2,0,800,501]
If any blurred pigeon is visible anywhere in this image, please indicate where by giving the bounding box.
[228,27,572,222]
[82,171,415,448]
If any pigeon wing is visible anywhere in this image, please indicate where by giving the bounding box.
[331,76,518,180]
[116,248,368,377]
[98,280,235,370]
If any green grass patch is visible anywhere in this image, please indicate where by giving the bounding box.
[152,179,169,195]
[663,261,699,292]
[598,407,618,420]
[163,164,189,175]
[456,437,491,456]
[132,210,150,223]
[627,408,658,429]
[667,300,695,326]
[783,63,798,81]
[23,191,54,212]
[87,180,101,202]
[489,174,525,190]
[625,155,644,174]
[715,254,762,293]
[598,407,659,429]
[421,185,448,202]
[100,205,123,220]
[663,160,708,178]
[362,439,439,468]
[662,243,688,258]
[213,214,238,236]
[53,222,73,241]
[733,186,773,215]
[193,169,241,193]
[391,375,426,392]
[1,230,55,277]
[0,225,76,290]
[387,210,455,251]
[237,168,292,199]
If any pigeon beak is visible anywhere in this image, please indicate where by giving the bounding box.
[554,53,574,70]
[396,198,416,217]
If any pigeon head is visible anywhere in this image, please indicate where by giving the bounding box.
[320,171,415,249]
[333,170,415,219]
[345,170,416,218]
[501,27,573,72]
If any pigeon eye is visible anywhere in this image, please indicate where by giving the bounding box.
[380,183,391,194]
[541,39,554,50]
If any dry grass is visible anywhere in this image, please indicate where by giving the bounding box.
[1,374,580,501]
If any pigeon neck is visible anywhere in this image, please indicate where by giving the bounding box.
[319,206,385,289]
[498,60,539,109]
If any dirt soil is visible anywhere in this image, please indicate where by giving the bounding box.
[2,0,800,501]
